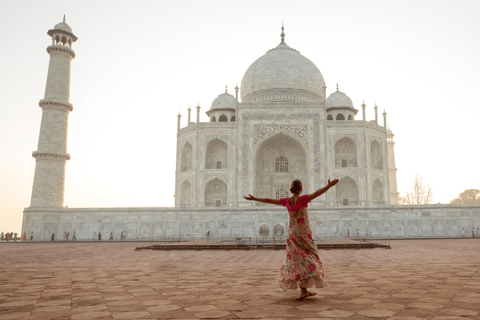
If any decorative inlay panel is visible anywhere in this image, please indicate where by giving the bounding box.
[334,133,357,143]
[254,125,308,146]
[204,174,228,185]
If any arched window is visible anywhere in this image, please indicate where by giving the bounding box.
[336,113,345,120]
[181,142,192,172]
[231,115,236,122]
[205,138,228,169]
[210,116,216,122]
[204,178,227,207]
[334,137,357,167]
[275,188,289,199]
[275,156,288,172]
[219,114,228,122]
[55,35,60,45]
[348,114,353,120]
[370,140,383,170]
[61,36,67,46]
[274,224,284,236]
[260,225,269,236]
[327,114,333,120]
[372,179,384,204]
[180,180,192,207]
[336,177,358,206]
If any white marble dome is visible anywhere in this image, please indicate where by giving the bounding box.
[211,91,237,109]
[326,90,354,108]
[240,42,325,103]
[54,21,73,33]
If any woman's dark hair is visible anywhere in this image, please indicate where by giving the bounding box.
[290,179,303,194]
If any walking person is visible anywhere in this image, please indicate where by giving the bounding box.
[66,232,70,241]
[244,178,339,301]
[109,232,113,241]
[72,231,77,241]
[30,231,33,241]
[98,232,102,241]
[51,233,55,241]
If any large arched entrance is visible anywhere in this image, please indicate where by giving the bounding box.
[254,132,308,205]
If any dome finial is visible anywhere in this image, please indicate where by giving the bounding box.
[280,23,285,42]
[336,83,339,91]
[63,14,65,22]
[225,85,228,92]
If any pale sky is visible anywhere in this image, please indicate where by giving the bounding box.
[1,0,479,233]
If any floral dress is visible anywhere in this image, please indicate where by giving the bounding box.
[279,194,328,291]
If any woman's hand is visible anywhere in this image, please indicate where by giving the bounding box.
[327,179,339,188]
[244,194,256,201]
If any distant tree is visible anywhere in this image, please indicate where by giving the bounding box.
[449,189,480,204]
[398,174,433,205]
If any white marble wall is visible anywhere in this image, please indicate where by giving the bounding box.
[22,204,480,240]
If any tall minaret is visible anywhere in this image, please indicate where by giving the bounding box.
[30,17,78,207]
[387,128,399,204]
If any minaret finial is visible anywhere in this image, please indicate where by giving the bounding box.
[225,85,228,92]
[281,23,285,42]
[336,83,339,91]
[63,14,65,22]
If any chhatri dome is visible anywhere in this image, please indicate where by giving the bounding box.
[326,86,354,108]
[240,25,325,103]
[211,87,237,109]
[53,15,73,33]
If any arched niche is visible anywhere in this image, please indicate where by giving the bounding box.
[327,114,333,120]
[204,178,227,207]
[205,138,228,169]
[181,142,193,172]
[370,140,383,170]
[180,180,192,207]
[274,224,284,236]
[260,224,269,236]
[231,115,236,122]
[210,116,216,122]
[275,188,289,199]
[336,113,345,120]
[336,176,358,205]
[372,178,384,205]
[348,114,353,120]
[219,114,228,122]
[254,132,307,202]
[335,137,357,167]
[218,224,229,236]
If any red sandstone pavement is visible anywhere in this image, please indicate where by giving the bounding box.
[0,240,479,319]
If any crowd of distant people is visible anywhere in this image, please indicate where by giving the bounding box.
[0,230,128,241]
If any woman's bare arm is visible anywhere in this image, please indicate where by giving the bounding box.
[308,179,339,202]
[244,194,282,206]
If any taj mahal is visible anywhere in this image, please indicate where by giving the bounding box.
[22,19,480,240]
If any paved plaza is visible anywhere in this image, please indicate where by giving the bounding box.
[1,240,479,319]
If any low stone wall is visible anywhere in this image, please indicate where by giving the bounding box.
[22,205,480,241]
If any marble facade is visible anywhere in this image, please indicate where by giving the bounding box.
[23,205,480,240]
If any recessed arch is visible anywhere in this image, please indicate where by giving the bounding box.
[335,137,357,167]
[336,113,345,120]
[231,115,236,122]
[61,36,67,45]
[204,178,227,207]
[260,224,269,236]
[180,180,192,207]
[254,132,308,202]
[205,138,228,169]
[370,140,383,169]
[210,116,216,122]
[372,178,384,205]
[348,114,353,120]
[327,114,333,120]
[55,35,60,45]
[219,114,228,122]
[181,142,193,172]
[274,224,284,236]
[336,176,358,205]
